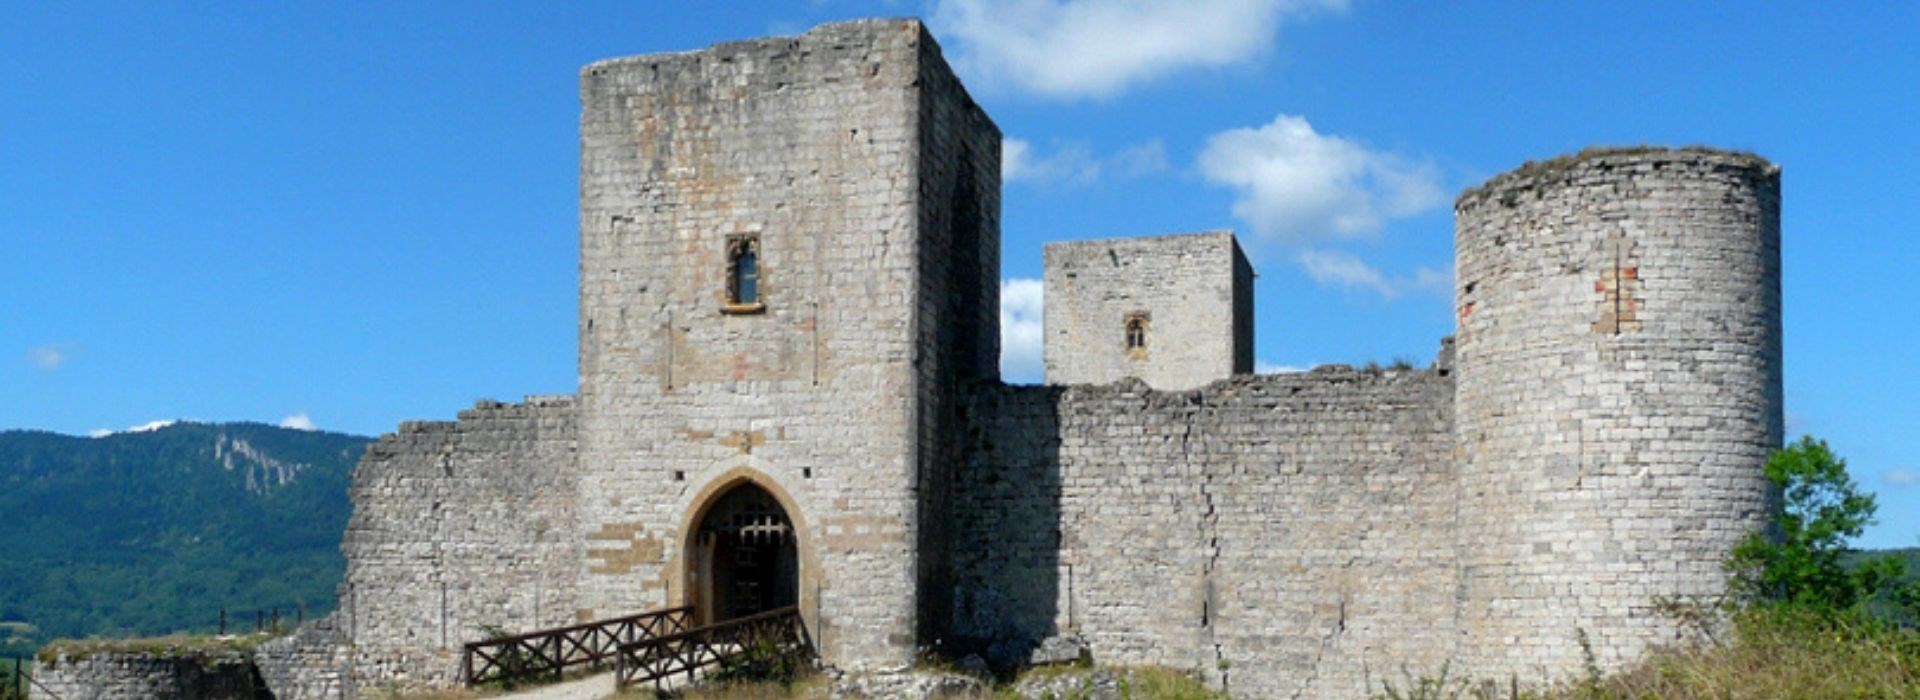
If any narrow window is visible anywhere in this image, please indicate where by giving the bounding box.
[725,235,763,312]
[735,248,758,303]
[1124,311,1149,358]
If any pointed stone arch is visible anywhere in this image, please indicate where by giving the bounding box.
[674,467,818,631]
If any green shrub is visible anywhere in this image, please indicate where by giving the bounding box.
[706,634,808,689]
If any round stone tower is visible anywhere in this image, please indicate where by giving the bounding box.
[1452,147,1782,676]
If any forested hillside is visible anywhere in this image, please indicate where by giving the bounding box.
[0,422,369,655]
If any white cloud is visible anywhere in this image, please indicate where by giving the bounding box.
[1000,278,1045,383]
[1198,114,1445,242]
[1109,140,1170,177]
[27,344,70,371]
[934,0,1345,99]
[90,419,180,438]
[1886,468,1920,487]
[1003,139,1098,184]
[1255,361,1307,374]
[280,412,317,431]
[1297,249,1449,300]
[1002,138,1166,185]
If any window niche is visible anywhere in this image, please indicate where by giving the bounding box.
[723,234,765,314]
[1124,311,1149,359]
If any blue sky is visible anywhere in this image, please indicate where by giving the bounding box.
[3,2,1915,548]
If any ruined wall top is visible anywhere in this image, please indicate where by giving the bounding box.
[582,18,925,77]
[1455,146,1777,210]
[1043,230,1253,390]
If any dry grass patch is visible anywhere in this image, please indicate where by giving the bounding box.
[1376,608,1920,699]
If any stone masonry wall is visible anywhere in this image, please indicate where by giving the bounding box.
[954,368,1458,699]
[325,396,579,692]
[1453,147,1782,677]
[32,649,264,700]
[254,614,351,699]
[1044,232,1252,390]
[573,19,980,669]
[909,24,1003,645]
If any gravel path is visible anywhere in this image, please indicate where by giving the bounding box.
[494,672,617,700]
[493,668,705,700]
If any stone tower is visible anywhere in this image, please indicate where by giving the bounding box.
[1043,231,1254,390]
[572,19,999,669]
[1452,148,1783,675]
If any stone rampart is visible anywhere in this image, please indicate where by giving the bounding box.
[954,367,1458,698]
[325,396,578,692]
[253,614,350,699]
[32,648,263,700]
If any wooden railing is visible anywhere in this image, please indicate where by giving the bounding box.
[613,606,807,691]
[461,605,693,687]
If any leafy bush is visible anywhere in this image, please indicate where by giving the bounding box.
[706,634,808,689]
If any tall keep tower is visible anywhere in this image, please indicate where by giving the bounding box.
[1452,148,1783,675]
[572,19,999,669]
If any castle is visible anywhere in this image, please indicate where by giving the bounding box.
[250,18,1783,699]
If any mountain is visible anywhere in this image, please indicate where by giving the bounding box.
[0,422,371,655]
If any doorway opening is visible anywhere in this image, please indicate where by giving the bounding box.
[688,481,798,625]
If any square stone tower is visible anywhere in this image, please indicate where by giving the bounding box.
[572,19,999,668]
[1043,231,1253,389]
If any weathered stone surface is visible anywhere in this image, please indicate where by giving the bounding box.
[572,16,999,671]
[254,615,350,699]
[1453,148,1782,675]
[254,396,581,695]
[951,368,1459,698]
[828,668,987,698]
[1009,667,1178,700]
[1044,232,1253,390]
[1027,635,1089,666]
[32,649,264,700]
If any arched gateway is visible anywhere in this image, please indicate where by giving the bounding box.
[684,481,799,625]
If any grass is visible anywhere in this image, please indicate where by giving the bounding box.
[1104,667,1226,700]
[995,665,1224,700]
[1374,606,1920,699]
[34,632,277,668]
[1589,608,1918,699]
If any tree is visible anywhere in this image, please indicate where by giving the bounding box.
[1727,436,1909,613]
